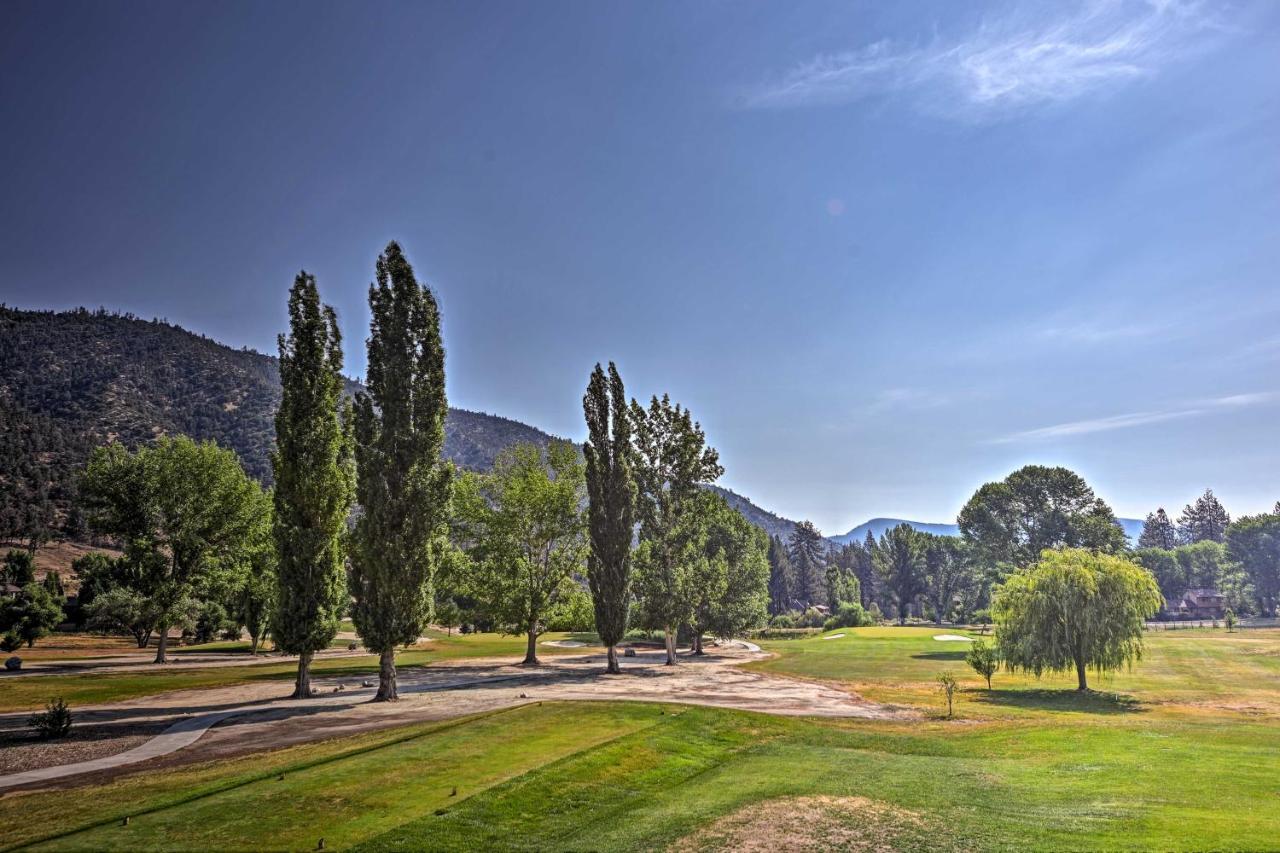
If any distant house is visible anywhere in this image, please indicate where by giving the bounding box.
[1166,588,1227,621]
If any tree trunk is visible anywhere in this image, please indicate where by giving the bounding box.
[664,627,677,665]
[606,644,620,674]
[154,624,169,664]
[374,648,398,701]
[1075,657,1088,691]
[691,633,704,655]
[292,650,314,698]
[250,632,261,656]
[522,626,540,666]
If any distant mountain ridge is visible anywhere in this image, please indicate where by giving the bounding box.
[830,516,1145,547]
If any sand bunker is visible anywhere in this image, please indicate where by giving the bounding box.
[540,640,587,648]
[933,634,973,642]
[821,633,846,640]
[669,795,927,853]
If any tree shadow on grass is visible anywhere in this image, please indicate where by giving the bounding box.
[971,688,1145,715]
[911,651,967,661]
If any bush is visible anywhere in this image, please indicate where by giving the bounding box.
[822,601,873,631]
[966,638,999,688]
[1,631,21,653]
[28,697,73,739]
[769,613,796,629]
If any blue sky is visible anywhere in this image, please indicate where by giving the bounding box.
[2,0,1278,533]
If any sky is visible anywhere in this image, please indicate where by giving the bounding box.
[2,0,1278,534]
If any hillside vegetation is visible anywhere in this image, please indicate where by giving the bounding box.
[0,306,564,539]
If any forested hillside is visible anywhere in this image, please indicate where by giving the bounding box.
[0,306,565,541]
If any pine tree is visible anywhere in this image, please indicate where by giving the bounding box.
[1138,508,1178,550]
[875,524,927,625]
[787,521,827,608]
[582,363,636,674]
[350,243,453,701]
[271,273,355,698]
[1178,489,1231,544]
[766,535,795,615]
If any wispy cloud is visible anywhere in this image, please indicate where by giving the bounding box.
[992,392,1277,443]
[1034,319,1165,344]
[744,0,1224,118]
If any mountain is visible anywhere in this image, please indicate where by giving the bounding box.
[0,306,566,539]
[830,516,1146,546]
[707,486,800,541]
[829,518,961,545]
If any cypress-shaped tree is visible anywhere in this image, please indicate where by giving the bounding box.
[350,242,453,701]
[582,362,636,674]
[766,535,794,615]
[271,272,354,698]
[1177,489,1231,544]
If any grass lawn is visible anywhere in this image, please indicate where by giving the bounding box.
[1,627,1277,851]
[0,631,597,713]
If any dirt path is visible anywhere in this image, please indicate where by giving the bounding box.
[0,644,909,791]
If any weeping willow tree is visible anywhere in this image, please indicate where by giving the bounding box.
[993,548,1162,691]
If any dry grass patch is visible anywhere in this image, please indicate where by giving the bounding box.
[670,795,930,853]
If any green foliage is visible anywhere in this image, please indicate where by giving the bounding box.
[958,465,1127,573]
[582,362,636,671]
[766,535,795,615]
[85,587,160,648]
[1,581,64,647]
[1138,508,1178,550]
[3,549,35,585]
[874,524,927,624]
[454,441,587,663]
[542,583,595,632]
[937,671,958,717]
[350,243,454,699]
[689,492,770,644]
[1225,511,1280,616]
[994,549,1163,690]
[1178,489,1231,544]
[922,534,973,625]
[629,393,723,662]
[271,272,355,693]
[965,638,999,688]
[787,520,828,607]
[822,600,873,631]
[80,435,268,661]
[192,600,234,644]
[27,697,72,739]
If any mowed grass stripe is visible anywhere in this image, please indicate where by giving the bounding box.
[353,705,773,852]
[11,703,660,853]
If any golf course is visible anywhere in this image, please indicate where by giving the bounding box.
[2,624,1276,852]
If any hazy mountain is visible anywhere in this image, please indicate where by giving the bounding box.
[831,516,1145,547]
[706,486,800,541]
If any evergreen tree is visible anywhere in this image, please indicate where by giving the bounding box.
[1178,489,1231,544]
[629,393,723,664]
[271,273,355,697]
[766,535,795,615]
[875,524,927,625]
[787,520,827,608]
[1138,508,1178,550]
[1226,512,1280,617]
[922,535,970,625]
[350,242,454,701]
[582,363,636,674]
[859,530,879,609]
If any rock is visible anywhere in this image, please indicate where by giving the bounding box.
[519,692,529,699]
[347,642,358,651]
[624,648,636,657]
[4,656,21,671]
[362,679,374,688]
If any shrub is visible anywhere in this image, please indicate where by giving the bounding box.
[822,601,873,631]
[769,613,796,629]
[965,638,999,688]
[1,631,21,653]
[29,697,73,739]
[937,672,958,718]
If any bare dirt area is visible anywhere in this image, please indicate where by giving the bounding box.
[0,718,169,775]
[0,645,910,789]
[668,795,929,853]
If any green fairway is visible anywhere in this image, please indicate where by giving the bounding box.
[2,627,1278,851]
[0,631,597,713]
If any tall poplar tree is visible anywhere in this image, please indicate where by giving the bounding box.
[582,362,636,674]
[350,242,453,701]
[271,273,355,698]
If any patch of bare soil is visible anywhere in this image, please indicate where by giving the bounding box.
[670,795,929,853]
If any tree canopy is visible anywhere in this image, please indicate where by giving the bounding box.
[993,549,1162,690]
